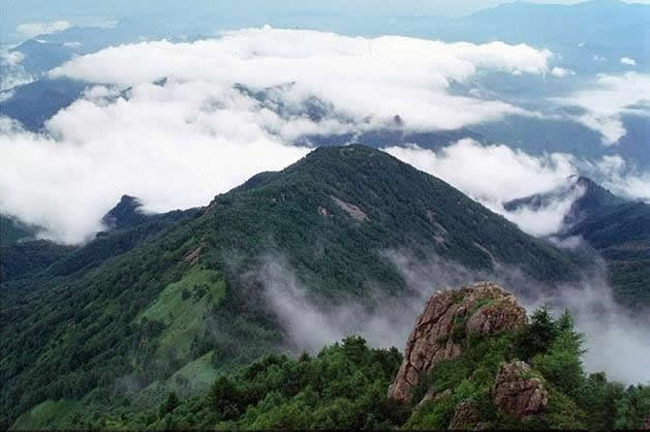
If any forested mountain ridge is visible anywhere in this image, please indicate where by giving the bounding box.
[2,145,586,428]
[504,175,650,308]
[22,283,648,430]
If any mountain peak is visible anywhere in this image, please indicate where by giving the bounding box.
[101,195,147,231]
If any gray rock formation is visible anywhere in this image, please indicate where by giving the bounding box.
[448,401,480,430]
[388,282,527,404]
[493,361,548,419]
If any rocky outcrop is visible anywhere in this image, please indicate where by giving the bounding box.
[493,361,548,419]
[388,282,526,404]
[448,402,480,430]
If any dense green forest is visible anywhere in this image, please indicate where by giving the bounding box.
[1,146,648,429]
[17,308,648,430]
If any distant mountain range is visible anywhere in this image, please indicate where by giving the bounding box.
[505,175,650,307]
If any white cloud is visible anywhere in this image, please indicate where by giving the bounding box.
[0,29,560,243]
[50,27,551,131]
[0,51,34,91]
[385,139,576,203]
[16,20,72,37]
[586,155,650,202]
[551,72,650,146]
[3,28,646,244]
[620,57,637,66]
[384,141,579,236]
[593,54,607,62]
[384,140,650,236]
[550,66,575,78]
[0,109,309,244]
[3,51,25,67]
[63,41,83,49]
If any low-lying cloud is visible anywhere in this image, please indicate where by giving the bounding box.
[0,51,33,91]
[1,27,648,244]
[16,20,72,37]
[384,140,650,236]
[384,140,580,236]
[254,251,649,384]
[552,72,650,146]
[620,57,637,66]
[1,28,562,243]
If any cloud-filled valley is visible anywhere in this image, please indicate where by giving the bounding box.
[253,251,650,385]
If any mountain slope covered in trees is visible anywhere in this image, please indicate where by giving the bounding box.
[17,284,648,431]
[0,145,592,428]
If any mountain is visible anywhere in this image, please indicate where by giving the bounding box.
[100,195,149,231]
[0,196,200,286]
[565,200,650,307]
[8,40,73,77]
[0,215,37,245]
[505,176,627,227]
[0,78,85,131]
[0,145,585,429]
[505,176,649,308]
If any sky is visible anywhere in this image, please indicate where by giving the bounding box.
[3,0,650,29]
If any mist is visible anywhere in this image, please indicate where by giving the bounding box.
[251,250,650,385]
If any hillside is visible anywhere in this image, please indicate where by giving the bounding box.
[32,283,649,430]
[0,145,583,428]
[504,176,649,309]
[565,201,650,307]
[0,215,37,245]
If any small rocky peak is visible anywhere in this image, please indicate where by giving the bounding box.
[388,282,527,404]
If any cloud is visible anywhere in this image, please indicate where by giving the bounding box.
[0,51,33,91]
[0,28,560,243]
[0,113,309,244]
[550,66,575,78]
[383,140,650,236]
[384,139,576,203]
[585,155,650,202]
[525,271,650,384]
[383,141,579,236]
[254,251,650,384]
[496,183,586,237]
[49,27,551,131]
[16,20,72,37]
[593,54,606,62]
[63,41,83,49]
[620,57,637,66]
[551,72,650,146]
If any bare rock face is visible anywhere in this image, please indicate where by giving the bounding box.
[448,402,480,430]
[494,361,548,419]
[388,282,526,404]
